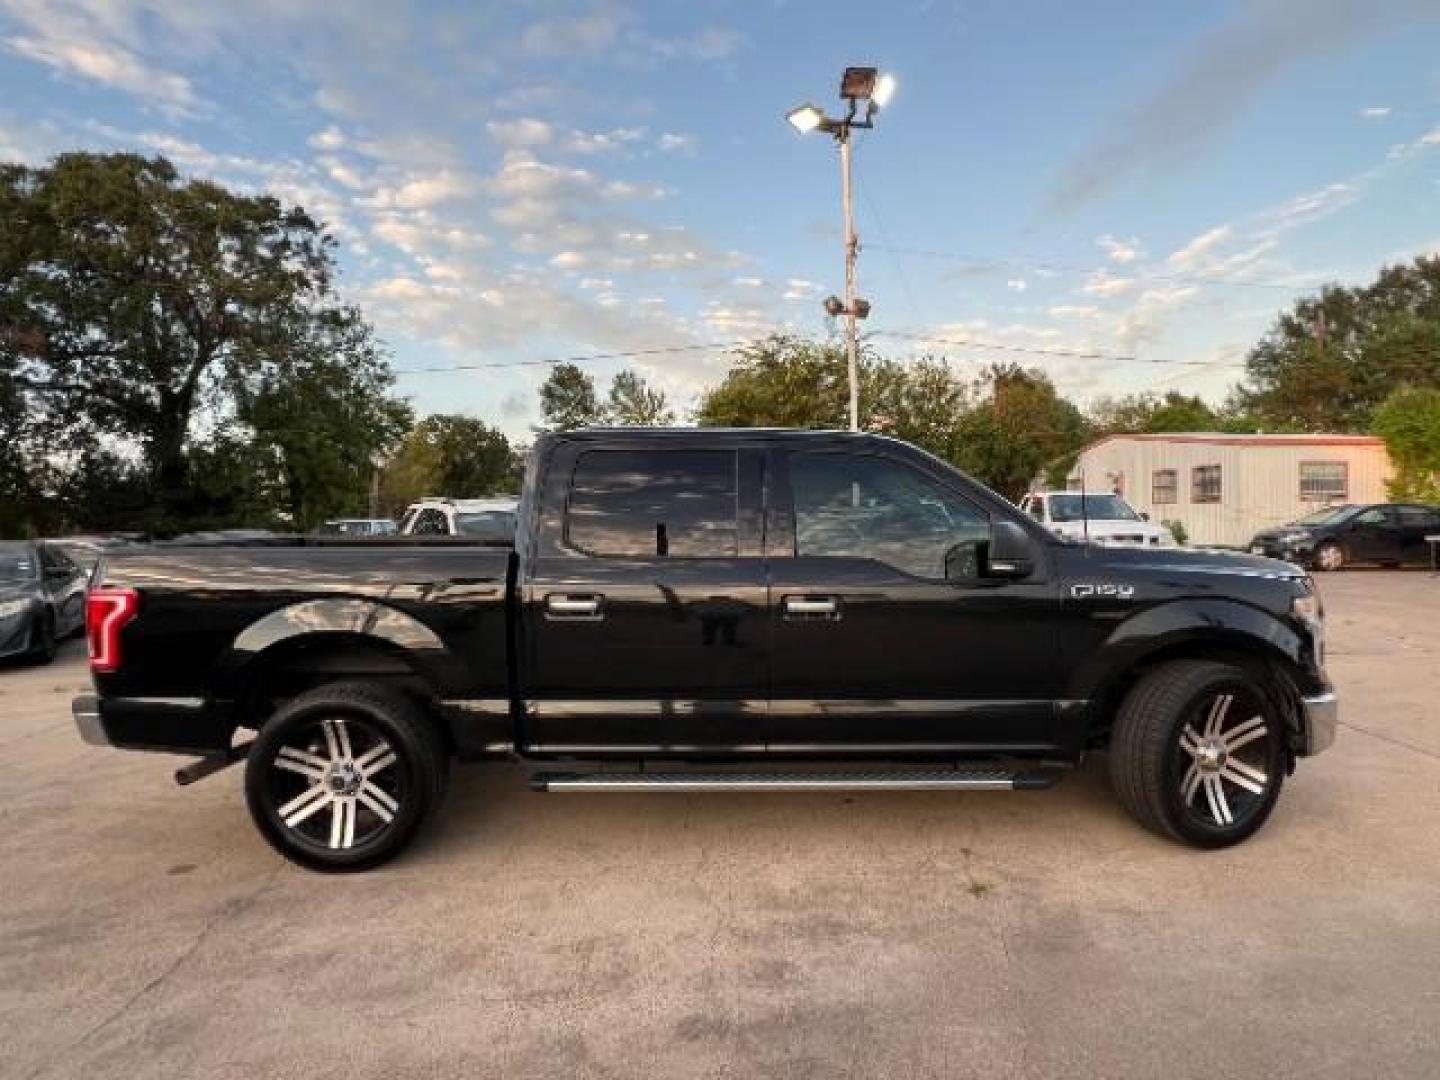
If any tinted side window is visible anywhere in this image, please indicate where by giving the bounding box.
[567,450,738,557]
[1354,508,1388,526]
[790,452,989,579]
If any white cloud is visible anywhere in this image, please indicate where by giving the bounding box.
[658,132,697,154]
[485,117,553,148]
[309,125,346,151]
[1166,225,1233,269]
[6,33,197,115]
[1359,106,1392,119]
[1006,278,1028,292]
[1097,234,1144,263]
[1081,270,1137,297]
[362,169,478,210]
[563,127,646,155]
[1048,305,1100,319]
[319,156,366,190]
[550,250,587,270]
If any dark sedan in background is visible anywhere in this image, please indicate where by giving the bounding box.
[1249,503,1440,570]
[0,542,88,663]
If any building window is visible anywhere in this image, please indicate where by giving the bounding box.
[1192,465,1222,504]
[1152,469,1178,505]
[1299,461,1347,502]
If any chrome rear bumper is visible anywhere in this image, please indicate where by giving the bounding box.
[1300,692,1337,756]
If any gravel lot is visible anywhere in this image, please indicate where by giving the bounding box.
[3,571,1439,1079]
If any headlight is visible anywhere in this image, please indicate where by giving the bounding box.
[1279,531,1312,546]
[1293,593,1324,664]
[0,598,32,618]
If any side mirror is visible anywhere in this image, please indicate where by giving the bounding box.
[987,520,1035,579]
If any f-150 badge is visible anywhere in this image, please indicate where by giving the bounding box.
[1071,583,1135,599]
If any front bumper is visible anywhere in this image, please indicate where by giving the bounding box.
[72,693,233,754]
[1299,691,1338,756]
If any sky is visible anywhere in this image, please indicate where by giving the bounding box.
[1,0,1438,439]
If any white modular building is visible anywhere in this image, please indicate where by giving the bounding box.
[1066,433,1392,547]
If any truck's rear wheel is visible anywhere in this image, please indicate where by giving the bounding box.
[244,681,448,872]
[1109,660,1285,848]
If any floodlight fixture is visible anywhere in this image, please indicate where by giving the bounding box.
[785,104,827,135]
[871,73,897,109]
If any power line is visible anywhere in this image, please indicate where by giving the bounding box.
[874,330,1247,369]
[869,244,1324,293]
[391,340,751,375]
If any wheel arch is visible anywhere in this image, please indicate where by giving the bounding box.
[212,599,460,748]
[1074,601,1311,754]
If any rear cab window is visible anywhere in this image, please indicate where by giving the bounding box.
[565,449,739,557]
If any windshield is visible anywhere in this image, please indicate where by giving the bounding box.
[455,511,516,543]
[0,549,38,583]
[1291,505,1358,527]
[1048,494,1140,523]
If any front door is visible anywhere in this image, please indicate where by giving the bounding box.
[521,442,769,754]
[765,447,1062,754]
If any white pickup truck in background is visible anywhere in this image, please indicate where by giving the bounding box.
[1020,490,1178,547]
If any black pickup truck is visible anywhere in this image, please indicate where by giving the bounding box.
[74,429,1336,871]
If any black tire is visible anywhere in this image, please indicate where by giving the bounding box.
[1313,541,1345,572]
[1109,660,1286,848]
[27,613,56,665]
[244,681,448,872]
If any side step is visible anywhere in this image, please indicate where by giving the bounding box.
[531,768,1060,793]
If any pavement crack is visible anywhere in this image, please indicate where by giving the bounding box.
[22,859,286,1080]
[1338,720,1440,762]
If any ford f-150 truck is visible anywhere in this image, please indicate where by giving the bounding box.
[73,429,1336,871]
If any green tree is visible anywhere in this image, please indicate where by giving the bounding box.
[1373,386,1440,503]
[695,335,855,429]
[953,364,1087,499]
[695,336,1085,499]
[1088,391,1218,434]
[380,415,521,514]
[1241,257,1440,431]
[607,369,674,425]
[539,362,603,430]
[0,152,403,532]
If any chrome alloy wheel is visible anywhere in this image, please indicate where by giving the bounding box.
[1177,692,1273,828]
[1316,543,1344,571]
[268,715,402,851]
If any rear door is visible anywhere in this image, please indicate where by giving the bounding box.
[765,446,1062,753]
[1348,506,1402,562]
[1397,506,1440,564]
[519,440,769,753]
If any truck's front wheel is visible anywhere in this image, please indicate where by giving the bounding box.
[244,681,448,872]
[1109,660,1285,848]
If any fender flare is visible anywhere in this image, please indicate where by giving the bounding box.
[210,598,460,703]
[1069,598,1311,719]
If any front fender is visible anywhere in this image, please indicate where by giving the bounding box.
[210,598,461,701]
[1067,597,1310,704]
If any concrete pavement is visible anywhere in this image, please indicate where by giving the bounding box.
[2,572,1438,1079]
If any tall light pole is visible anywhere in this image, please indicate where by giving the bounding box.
[787,67,896,432]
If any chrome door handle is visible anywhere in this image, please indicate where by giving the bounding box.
[783,595,838,618]
[545,594,603,619]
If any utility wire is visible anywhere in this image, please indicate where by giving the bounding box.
[869,245,1324,293]
[874,330,1247,369]
[392,340,751,375]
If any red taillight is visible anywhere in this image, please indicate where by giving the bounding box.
[87,588,139,674]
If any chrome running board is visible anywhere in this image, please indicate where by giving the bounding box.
[530,768,1059,793]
